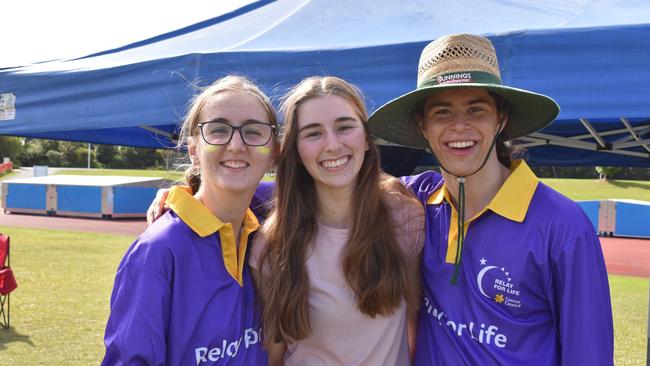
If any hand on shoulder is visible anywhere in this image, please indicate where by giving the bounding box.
[146,188,171,225]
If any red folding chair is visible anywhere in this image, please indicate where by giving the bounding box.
[0,233,17,328]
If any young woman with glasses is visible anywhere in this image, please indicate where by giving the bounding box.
[102,75,277,366]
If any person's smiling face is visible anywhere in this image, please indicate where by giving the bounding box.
[296,94,369,195]
[417,87,506,177]
[190,91,275,195]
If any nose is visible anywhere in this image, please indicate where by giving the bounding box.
[323,131,343,152]
[226,129,247,152]
[450,112,470,131]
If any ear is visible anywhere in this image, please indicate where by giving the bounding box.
[188,137,200,166]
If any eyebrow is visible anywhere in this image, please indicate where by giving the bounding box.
[201,117,267,125]
[298,116,358,132]
[427,98,492,109]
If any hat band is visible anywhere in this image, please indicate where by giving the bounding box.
[417,71,502,89]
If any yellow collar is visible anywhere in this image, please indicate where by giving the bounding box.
[425,160,539,264]
[426,159,538,222]
[166,186,260,286]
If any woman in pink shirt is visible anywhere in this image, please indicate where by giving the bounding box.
[251,76,424,366]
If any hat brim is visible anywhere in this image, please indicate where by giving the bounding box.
[368,83,560,150]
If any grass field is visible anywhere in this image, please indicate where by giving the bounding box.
[610,275,649,365]
[54,168,275,182]
[0,225,647,364]
[541,178,650,201]
[54,168,185,181]
[0,226,133,365]
[0,170,19,180]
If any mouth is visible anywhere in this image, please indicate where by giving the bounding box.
[320,156,350,169]
[445,140,477,150]
[220,160,249,169]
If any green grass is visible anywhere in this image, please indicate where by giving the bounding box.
[540,178,650,201]
[54,169,275,182]
[610,275,649,365]
[0,170,19,180]
[54,168,184,181]
[0,224,647,364]
[0,226,134,365]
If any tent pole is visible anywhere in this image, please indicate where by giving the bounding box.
[528,132,597,150]
[620,118,650,153]
[87,143,91,169]
[579,118,608,148]
[612,139,650,150]
[572,125,650,141]
[517,134,650,158]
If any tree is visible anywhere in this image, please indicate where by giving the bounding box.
[96,144,118,167]
[595,166,622,180]
[19,139,48,166]
[119,147,163,169]
[59,141,83,167]
[45,150,65,166]
[0,136,23,165]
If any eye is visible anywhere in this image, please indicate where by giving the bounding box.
[304,130,321,138]
[338,124,355,132]
[207,124,230,135]
[431,108,452,119]
[243,126,263,137]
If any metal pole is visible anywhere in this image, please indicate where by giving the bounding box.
[87,143,91,169]
[647,282,650,366]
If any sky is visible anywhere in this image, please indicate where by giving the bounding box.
[0,0,252,68]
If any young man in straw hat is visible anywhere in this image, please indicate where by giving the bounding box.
[369,34,613,365]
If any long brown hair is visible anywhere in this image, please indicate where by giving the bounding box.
[260,76,417,344]
[176,75,277,193]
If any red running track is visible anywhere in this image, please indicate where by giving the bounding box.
[0,210,146,237]
[600,236,650,278]
[1,211,648,277]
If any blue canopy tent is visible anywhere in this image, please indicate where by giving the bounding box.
[1,0,649,175]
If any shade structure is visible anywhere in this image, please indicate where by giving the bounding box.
[1,0,649,171]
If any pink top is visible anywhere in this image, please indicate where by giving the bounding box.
[251,195,424,366]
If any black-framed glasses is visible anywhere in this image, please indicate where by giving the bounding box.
[197,121,276,146]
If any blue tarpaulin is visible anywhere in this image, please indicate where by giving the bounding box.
[1,0,649,170]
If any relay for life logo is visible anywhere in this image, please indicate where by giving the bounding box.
[419,257,526,350]
[476,257,521,309]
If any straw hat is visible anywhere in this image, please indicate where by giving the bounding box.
[368,34,560,149]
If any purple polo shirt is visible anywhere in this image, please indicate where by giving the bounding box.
[102,186,270,365]
[402,160,613,365]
